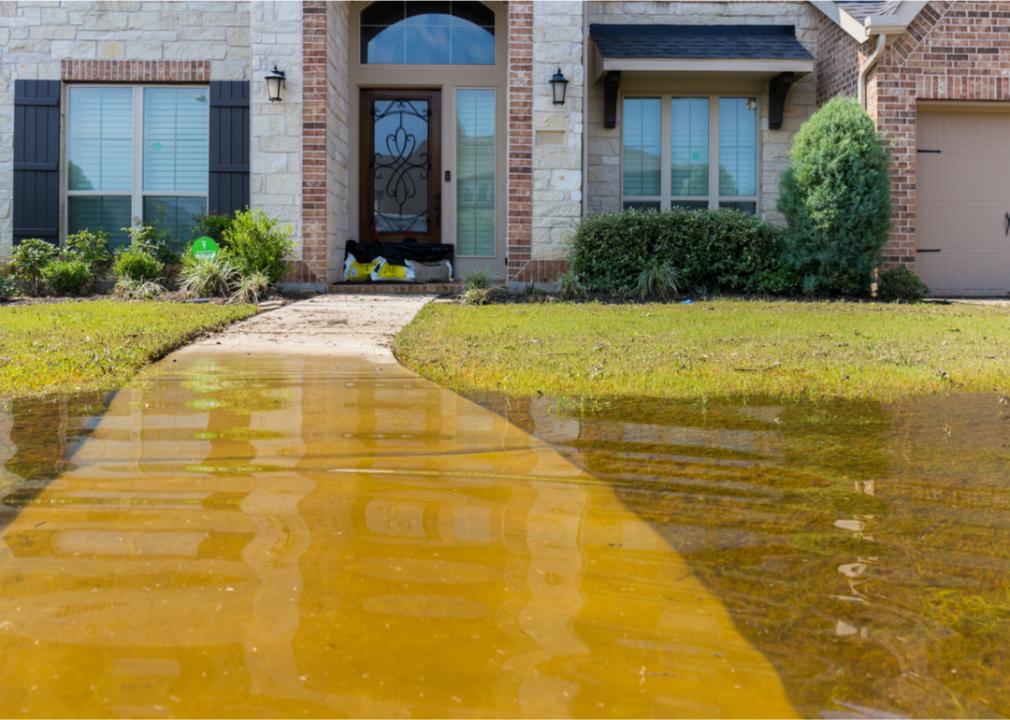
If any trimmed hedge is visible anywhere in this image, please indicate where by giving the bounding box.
[569,208,800,298]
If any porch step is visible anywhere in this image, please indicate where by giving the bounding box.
[329,281,461,295]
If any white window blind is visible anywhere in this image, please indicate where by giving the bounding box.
[456,89,496,257]
[68,87,133,192]
[143,87,209,193]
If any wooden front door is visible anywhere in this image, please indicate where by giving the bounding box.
[360,89,441,243]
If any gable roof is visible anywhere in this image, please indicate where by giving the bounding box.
[811,1,926,42]
[589,24,813,61]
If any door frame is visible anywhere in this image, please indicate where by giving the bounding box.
[359,88,442,244]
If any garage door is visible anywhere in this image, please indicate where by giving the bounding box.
[917,107,1010,296]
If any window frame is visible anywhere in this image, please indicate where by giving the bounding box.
[64,83,210,242]
[620,93,760,213]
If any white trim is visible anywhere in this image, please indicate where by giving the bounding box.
[599,57,814,77]
[810,0,868,43]
[810,1,927,43]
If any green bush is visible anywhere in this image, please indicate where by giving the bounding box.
[778,97,891,296]
[222,209,293,284]
[10,238,58,296]
[66,229,113,277]
[569,208,799,298]
[179,253,240,298]
[41,259,93,296]
[878,266,929,303]
[0,274,16,301]
[114,247,164,283]
[123,224,180,266]
[193,213,235,244]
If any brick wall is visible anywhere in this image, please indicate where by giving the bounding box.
[814,13,860,104]
[506,1,534,283]
[297,0,327,285]
[817,2,1010,268]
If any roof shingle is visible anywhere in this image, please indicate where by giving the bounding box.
[589,24,813,61]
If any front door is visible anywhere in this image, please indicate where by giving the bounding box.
[360,89,442,243]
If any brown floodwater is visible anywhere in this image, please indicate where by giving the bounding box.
[475,390,1010,718]
[0,354,795,718]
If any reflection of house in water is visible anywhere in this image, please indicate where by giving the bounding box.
[0,356,793,717]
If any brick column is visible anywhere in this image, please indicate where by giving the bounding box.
[300,0,328,284]
[506,1,533,283]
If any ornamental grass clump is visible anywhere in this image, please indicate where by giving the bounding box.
[778,97,891,297]
[179,253,241,298]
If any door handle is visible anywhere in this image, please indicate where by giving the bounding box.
[1005,211,1009,237]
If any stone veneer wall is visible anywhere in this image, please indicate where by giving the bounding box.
[0,0,252,259]
[585,1,819,226]
[523,0,584,283]
[250,1,305,283]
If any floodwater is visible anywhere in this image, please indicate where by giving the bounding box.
[478,391,1010,718]
[0,355,795,718]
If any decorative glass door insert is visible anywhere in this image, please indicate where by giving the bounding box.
[360,89,441,243]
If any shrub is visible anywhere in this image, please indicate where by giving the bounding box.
[66,229,113,279]
[636,257,681,301]
[878,266,929,303]
[569,208,799,298]
[778,97,891,296]
[460,287,491,305]
[123,224,180,266]
[114,247,164,283]
[230,271,271,304]
[462,269,492,291]
[113,278,166,300]
[41,259,93,296]
[179,253,240,298]
[10,238,57,296]
[0,274,15,301]
[222,209,293,284]
[194,213,234,244]
[557,269,587,300]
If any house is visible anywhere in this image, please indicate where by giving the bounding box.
[1,1,1008,295]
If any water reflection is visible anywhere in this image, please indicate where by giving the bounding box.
[0,356,793,718]
[481,392,1010,717]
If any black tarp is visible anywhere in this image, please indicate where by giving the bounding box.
[344,240,454,266]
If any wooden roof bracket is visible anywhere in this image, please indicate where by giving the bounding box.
[603,70,621,129]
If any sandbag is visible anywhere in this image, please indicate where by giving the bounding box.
[343,253,378,282]
[370,256,416,282]
[406,259,452,283]
[345,239,454,266]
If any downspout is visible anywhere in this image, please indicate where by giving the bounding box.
[858,32,887,109]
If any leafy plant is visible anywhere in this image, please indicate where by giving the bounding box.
[230,271,271,304]
[222,209,293,284]
[114,247,164,283]
[878,266,929,303]
[0,274,16,301]
[41,259,93,296]
[462,269,492,291]
[569,208,798,298]
[636,258,681,300]
[113,278,166,300]
[66,229,113,279]
[778,97,891,297]
[123,223,180,266]
[460,287,491,305]
[194,213,235,244]
[179,253,240,298]
[10,238,57,296]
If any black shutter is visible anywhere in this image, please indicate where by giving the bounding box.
[208,81,250,216]
[13,80,61,245]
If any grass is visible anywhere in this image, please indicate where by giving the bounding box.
[394,299,1010,401]
[0,300,255,399]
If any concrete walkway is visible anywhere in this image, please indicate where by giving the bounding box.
[177,294,434,361]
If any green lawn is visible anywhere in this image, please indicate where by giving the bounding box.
[394,299,1010,401]
[0,300,255,399]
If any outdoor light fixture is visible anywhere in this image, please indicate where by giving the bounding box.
[550,67,568,105]
[265,65,286,102]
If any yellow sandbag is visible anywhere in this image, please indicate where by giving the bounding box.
[370,257,415,282]
[343,254,378,282]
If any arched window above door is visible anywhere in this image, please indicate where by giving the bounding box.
[361,1,495,65]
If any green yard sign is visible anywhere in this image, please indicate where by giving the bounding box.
[191,236,219,261]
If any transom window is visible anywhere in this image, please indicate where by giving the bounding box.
[67,85,209,249]
[361,1,495,65]
[622,95,758,214]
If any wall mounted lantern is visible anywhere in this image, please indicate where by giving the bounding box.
[265,65,286,103]
[550,67,569,106]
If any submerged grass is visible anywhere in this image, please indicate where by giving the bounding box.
[0,300,255,399]
[394,299,1010,401]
